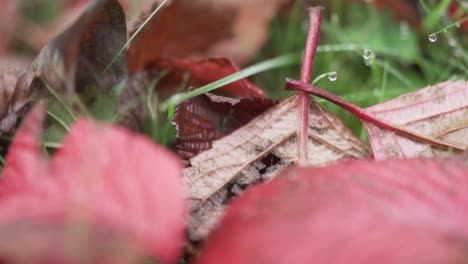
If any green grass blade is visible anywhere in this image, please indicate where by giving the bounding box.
[102,0,170,75]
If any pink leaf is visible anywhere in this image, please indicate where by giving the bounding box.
[195,156,468,264]
[0,105,186,263]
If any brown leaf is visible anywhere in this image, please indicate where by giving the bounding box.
[127,0,291,71]
[0,69,39,134]
[364,80,468,159]
[286,79,467,160]
[172,93,277,163]
[185,94,367,240]
[33,0,127,96]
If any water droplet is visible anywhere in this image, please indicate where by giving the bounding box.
[428,34,437,42]
[443,29,448,33]
[363,49,374,60]
[327,71,337,82]
[364,59,373,67]
[456,22,461,28]
[453,49,462,58]
[448,38,457,47]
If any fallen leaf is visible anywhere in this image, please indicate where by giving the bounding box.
[185,94,367,240]
[287,79,468,159]
[0,104,186,262]
[128,0,291,71]
[364,80,468,159]
[195,156,468,264]
[0,69,40,134]
[172,93,276,163]
[33,0,127,96]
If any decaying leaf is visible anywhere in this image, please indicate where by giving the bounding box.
[286,79,467,159]
[364,80,468,159]
[185,94,367,240]
[0,105,186,263]
[173,93,276,163]
[0,69,39,134]
[33,0,127,96]
[128,0,291,71]
[195,156,468,264]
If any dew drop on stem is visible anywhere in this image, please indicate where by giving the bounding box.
[456,22,461,28]
[428,34,437,42]
[327,71,337,82]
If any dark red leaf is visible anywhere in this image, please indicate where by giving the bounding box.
[172,93,276,163]
[195,156,468,264]
[0,105,186,263]
[127,0,290,71]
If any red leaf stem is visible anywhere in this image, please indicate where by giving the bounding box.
[286,79,464,152]
[296,7,323,165]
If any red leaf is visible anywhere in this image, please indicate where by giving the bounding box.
[127,0,290,71]
[0,105,186,262]
[195,157,468,264]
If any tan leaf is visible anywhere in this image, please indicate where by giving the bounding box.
[364,80,467,159]
[185,95,367,240]
[0,69,39,134]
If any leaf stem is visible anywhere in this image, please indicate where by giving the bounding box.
[297,7,323,165]
[286,79,464,152]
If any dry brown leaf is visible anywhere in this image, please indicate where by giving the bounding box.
[185,94,367,240]
[128,0,291,71]
[0,69,39,134]
[364,80,467,159]
[33,0,127,96]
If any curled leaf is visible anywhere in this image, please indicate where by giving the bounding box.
[0,69,39,134]
[33,0,127,95]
